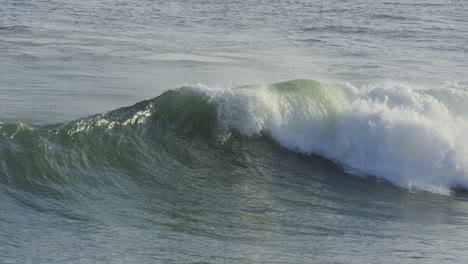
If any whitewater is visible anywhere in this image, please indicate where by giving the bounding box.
[192,80,468,193]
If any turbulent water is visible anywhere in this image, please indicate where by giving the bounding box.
[2,0,468,263]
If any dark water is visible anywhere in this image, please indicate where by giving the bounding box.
[1,1,468,263]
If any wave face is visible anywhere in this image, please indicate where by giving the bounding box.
[1,79,468,194]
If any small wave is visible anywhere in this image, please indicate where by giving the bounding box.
[0,25,29,32]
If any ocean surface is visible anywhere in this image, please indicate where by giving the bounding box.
[1,0,468,263]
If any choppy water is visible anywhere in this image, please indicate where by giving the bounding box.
[1,0,468,263]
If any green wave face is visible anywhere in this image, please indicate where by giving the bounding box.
[269,79,355,138]
[0,79,354,196]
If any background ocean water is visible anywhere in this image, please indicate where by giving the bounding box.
[1,0,467,123]
[1,0,468,263]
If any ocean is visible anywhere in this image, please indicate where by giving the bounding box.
[1,0,468,263]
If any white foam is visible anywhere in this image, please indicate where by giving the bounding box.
[191,81,468,193]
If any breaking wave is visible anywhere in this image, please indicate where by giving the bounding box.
[1,79,468,194]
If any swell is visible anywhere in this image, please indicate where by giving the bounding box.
[1,79,468,195]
